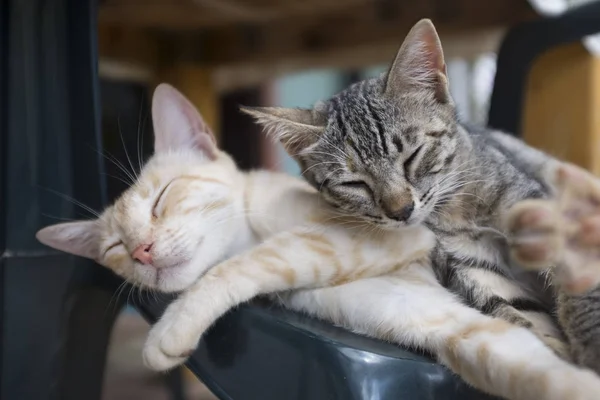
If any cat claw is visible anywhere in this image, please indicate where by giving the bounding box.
[506,163,600,295]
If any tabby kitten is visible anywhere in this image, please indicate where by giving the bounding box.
[243,19,600,371]
[37,84,600,400]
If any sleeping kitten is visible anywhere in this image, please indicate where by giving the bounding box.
[36,84,600,400]
[243,19,600,372]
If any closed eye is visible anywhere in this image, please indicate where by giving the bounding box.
[103,241,123,257]
[342,180,368,189]
[429,165,443,174]
[340,180,373,197]
[152,180,175,218]
[426,130,448,138]
[403,145,423,173]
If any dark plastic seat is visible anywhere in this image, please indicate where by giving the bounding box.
[136,296,497,400]
[4,0,600,399]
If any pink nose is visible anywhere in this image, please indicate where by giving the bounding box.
[132,244,153,265]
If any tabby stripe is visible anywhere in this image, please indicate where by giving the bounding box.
[447,253,509,278]
[443,153,456,168]
[570,301,600,339]
[574,320,600,346]
[459,286,479,309]
[339,107,369,164]
[334,108,346,139]
[480,296,548,316]
[480,296,508,315]
[415,148,440,179]
[365,99,388,155]
[426,225,483,241]
[420,187,434,203]
[506,298,549,313]
[430,242,450,285]
[485,182,508,214]
[522,188,545,200]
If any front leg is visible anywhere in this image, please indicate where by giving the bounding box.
[445,265,570,360]
[283,265,600,400]
[506,162,600,371]
[143,224,433,371]
[506,163,600,294]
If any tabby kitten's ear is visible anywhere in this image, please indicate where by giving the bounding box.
[36,220,99,260]
[384,19,450,103]
[152,83,218,159]
[241,106,326,155]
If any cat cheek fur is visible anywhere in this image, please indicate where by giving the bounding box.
[36,83,246,293]
[93,163,242,293]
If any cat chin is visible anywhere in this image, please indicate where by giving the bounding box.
[377,216,426,230]
[376,218,413,230]
[129,261,201,293]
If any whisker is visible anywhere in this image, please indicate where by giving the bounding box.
[136,98,146,172]
[40,186,100,218]
[118,117,139,180]
[106,280,129,315]
[101,172,133,187]
[301,161,343,177]
[319,168,346,192]
[126,285,134,307]
[88,145,136,184]
[40,213,76,222]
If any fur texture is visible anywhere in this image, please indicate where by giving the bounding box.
[244,19,600,371]
[36,83,600,400]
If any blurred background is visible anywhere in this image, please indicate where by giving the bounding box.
[98,0,600,398]
[4,0,600,399]
[98,4,504,391]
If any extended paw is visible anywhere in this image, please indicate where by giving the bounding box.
[506,200,562,269]
[507,163,600,294]
[142,305,201,371]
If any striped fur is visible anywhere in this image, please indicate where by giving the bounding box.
[245,20,600,375]
[36,83,600,400]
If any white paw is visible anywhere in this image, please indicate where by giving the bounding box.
[142,305,201,371]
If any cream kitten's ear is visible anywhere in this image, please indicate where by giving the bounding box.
[36,221,100,260]
[152,83,218,159]
[241,105,326,156]
[384,19,450,103]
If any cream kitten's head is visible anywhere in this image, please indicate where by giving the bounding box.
[36,84,243,292]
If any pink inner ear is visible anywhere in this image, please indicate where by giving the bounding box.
[418,27,446,77]
[177,94,217,145]
[152,83,218,159]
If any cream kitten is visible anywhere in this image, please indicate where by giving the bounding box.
[36,84,600,400]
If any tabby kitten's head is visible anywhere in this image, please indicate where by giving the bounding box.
[36,84,244,292]
[244,19,463,228]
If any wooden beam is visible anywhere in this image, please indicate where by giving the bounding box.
[98,24,160,73]
[100,2,221,29]
[196,0,535,66]
[146,0,535,91]
[522,43,600,174]
[212,28,505,93]
[99,59,154,83]
[99,0,370,30]
[98,0,536,93]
